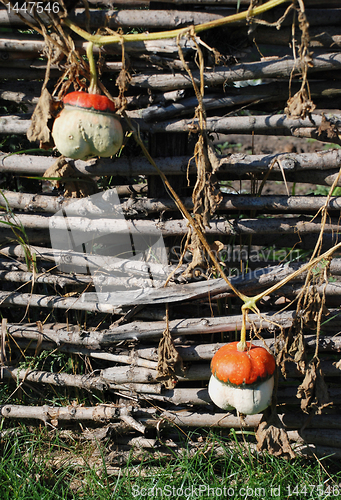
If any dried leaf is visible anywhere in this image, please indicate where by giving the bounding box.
[183,139,222,278]
[43,157,69,188]
[27,88,58,149]
[156,309,182,389]
[256,410,296,459]
[288,328,307,373]
[210,240,224,254]
[182,233,206,279]
[116,68,132,111]
[276,284,330,377]
[297,357,330,414]
[276,327,306,376]
[43,157,97,198]
[302,288,325,327]
[318,114,340,140]
[285,88,315,120]
[192,140,222,228]
[207,144,220,174]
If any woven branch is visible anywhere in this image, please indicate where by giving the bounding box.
[3,190,341,215]
[1,211,340,237]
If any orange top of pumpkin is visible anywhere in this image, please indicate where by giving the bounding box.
[211,341,276,386]
[63,92,116,113]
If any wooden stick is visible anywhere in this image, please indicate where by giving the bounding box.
[142,80,341,122]
[3,77,339,114]
[110,194,341,214]
[2,211,341,237]
[105,359,341,381]
[82,0,150,6]
[2,112,341,143]
[0,115,31,134]
[7,308,341,345]
[0,290,122,313]
[2,362,231,388]
[0,86,39,107]
[2,367,162,393]
[3,190,341,215]
[158,386,341,406]
[0,268,163,289]
[147,0,341,4]
[129,52,341,91]
[101,364,214,383]
[2,48,341,88]
[2,147,340,178]
[288,429,341,449]
[138,112,341,136]
[0,8,227,30]
[11,335,341,374]
[293,443,341,459]
[139,411,341,430]
[0,269,93,287]
[0,257,28,271]
[4,254,341,310]
[254,25,341,49]
[0,403,156,423]
[278,281,341,297]
[136,334,341,361]
[3,404,341,432]
[0,244,169,279]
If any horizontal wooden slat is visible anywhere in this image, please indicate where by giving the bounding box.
[3,189,341,214]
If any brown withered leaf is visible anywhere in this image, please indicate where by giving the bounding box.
[156,320,181,390]
[43,157,69,189]
[276,327,306,377]
[210,240,224,257]
[285,88,315,120]
[43,157,97,198]
[27,88,58,149]
[302,287,329,328]
[156,306,183,390]
[276,286,329,377]
[256,410,296,459]
[317,114,340,140]
[297,356,330,414]
[116,68,132,111]
[182,141,222,279]
[288,328,306,373]
[182,232,206,279]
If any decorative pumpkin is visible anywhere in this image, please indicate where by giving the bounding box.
[52,92,123,160]
[208,341,276,415]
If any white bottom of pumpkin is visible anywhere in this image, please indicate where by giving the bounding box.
[208,375,274,415]
[52,107,123,160]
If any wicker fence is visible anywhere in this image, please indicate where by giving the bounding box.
[1,0,341,460]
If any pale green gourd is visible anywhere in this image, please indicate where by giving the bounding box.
[52,93,123,160]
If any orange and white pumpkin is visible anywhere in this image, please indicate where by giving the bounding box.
[208,341,276,415]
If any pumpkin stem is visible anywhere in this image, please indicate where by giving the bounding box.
[86,42,100,95]
[237,304,248,352]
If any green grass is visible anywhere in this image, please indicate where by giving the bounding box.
[1,426,341,499]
